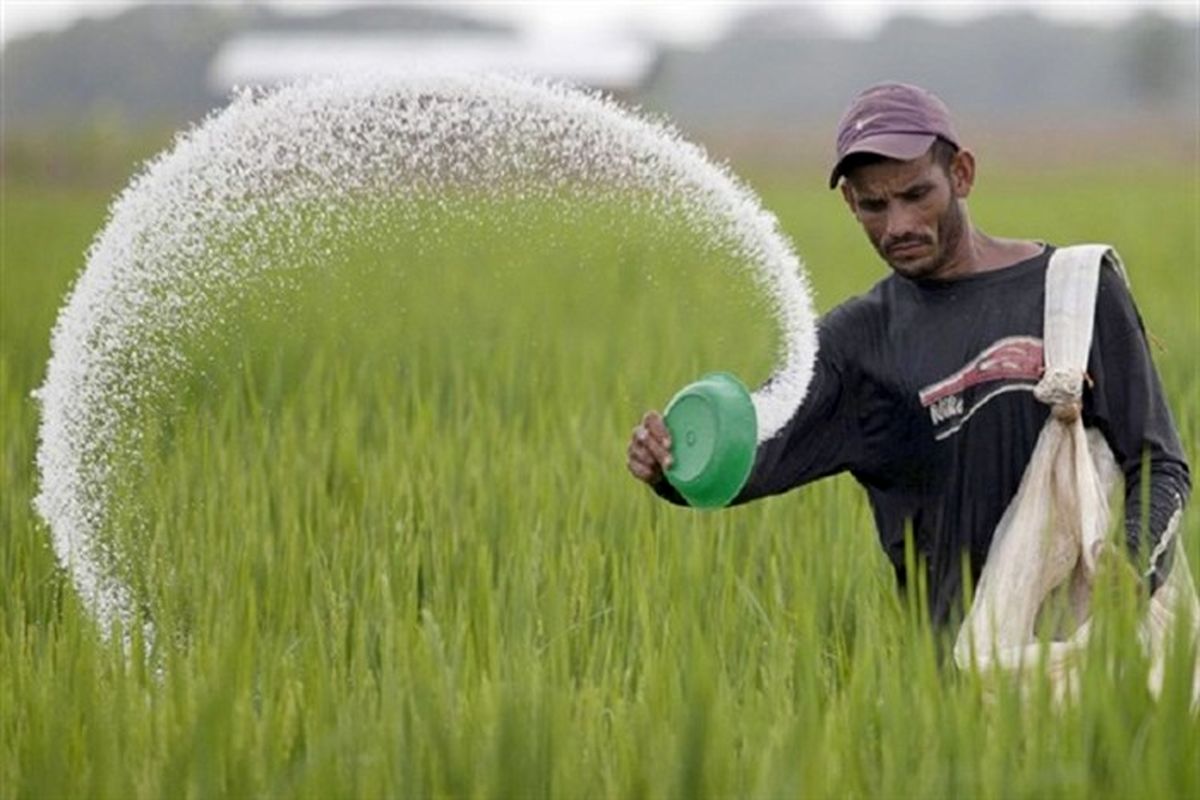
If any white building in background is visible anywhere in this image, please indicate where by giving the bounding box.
[207,32,659,96]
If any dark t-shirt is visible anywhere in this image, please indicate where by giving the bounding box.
[656,246,1190,624]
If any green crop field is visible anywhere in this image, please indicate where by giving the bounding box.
[2,159,1198,798]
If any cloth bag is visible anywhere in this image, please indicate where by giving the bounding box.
[952,244,1200,705]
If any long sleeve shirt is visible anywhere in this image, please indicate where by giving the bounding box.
[655,246,1190,625]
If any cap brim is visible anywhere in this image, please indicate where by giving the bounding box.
[828,132,938,189]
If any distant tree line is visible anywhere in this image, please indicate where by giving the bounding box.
[2,4,1195,137]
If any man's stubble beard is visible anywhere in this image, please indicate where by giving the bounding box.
[883,197,966,280]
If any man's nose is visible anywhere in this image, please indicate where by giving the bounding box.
[885,204,917,240]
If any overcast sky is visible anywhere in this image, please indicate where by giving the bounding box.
[2,0,1198,46]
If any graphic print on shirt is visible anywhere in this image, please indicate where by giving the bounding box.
[918,336,1044,440]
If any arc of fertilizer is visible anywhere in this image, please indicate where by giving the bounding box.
[34,73,818,641]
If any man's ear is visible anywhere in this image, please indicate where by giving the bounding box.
[950,148,975,199]
[840,181,857,214]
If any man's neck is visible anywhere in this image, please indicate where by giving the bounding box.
[940,228,1043,280]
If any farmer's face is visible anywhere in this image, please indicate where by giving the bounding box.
[841,148,973,280]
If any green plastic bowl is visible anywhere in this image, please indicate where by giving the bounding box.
[663,372,757,509]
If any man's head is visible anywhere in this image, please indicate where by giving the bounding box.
[830,83,976,280]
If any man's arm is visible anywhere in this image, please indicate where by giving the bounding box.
[729,334,864,505]
[629,319,865,507]
[1084,261,1191,592]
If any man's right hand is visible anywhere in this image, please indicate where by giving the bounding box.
[626,411,673,486]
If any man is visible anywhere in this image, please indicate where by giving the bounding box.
[626,82,1190,626]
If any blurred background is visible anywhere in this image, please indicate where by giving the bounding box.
[2,0,1197,188]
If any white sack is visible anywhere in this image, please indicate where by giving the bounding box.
[952,245,1200,706]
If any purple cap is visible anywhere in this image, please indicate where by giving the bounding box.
[829,82,960,189]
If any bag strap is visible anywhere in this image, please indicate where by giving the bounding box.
[1033,244,1123,419]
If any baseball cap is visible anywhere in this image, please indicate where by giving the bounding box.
[829,82,960,189]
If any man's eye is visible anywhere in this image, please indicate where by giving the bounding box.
[860,201,886,213]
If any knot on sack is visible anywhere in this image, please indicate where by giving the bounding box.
[1034,368,1083,424]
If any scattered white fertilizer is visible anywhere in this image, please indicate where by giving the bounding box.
[33,73,817,640]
